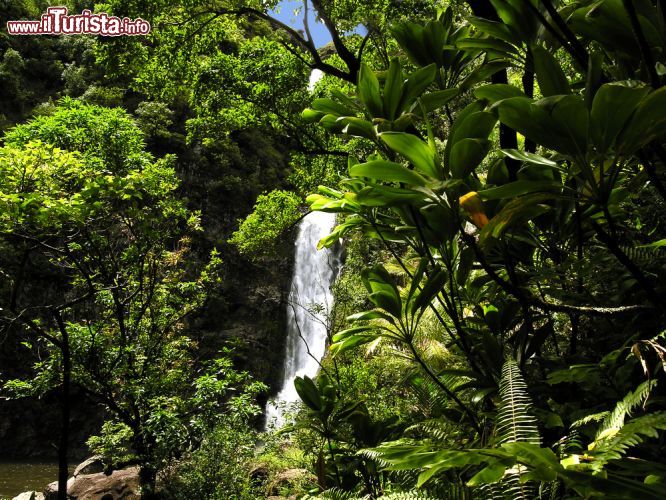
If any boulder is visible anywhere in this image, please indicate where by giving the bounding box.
[249,463,270,483]
[44,466,141,500]
[12,492,45,500]
[275,468,313,483]
[43,482,58,500]
[268,468,316,496]
[73,456,106,477]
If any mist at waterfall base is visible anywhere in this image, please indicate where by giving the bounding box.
[264,211,339,429]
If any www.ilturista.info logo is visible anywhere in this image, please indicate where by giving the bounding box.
[6,7,151,36]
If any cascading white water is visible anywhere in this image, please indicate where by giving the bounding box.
[264,211,339,429]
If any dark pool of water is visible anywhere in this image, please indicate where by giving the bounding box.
[0,460,60,499]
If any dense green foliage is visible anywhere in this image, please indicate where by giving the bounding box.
[0,100,264,495]
[1,0,666,499]
[230,190,303,257]
[293,1,666,498]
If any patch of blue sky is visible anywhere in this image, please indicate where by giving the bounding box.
[269,0,366,48]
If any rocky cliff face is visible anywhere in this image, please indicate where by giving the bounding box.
[191,228,297,401]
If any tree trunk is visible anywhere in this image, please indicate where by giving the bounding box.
[465,0,520,179]
[52,308,71,500]
[139,465,159,500]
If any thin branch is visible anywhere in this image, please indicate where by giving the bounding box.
[310,0,360,77]
[538,0,589,69]
[460,228,656,316]
[212,6,356,82]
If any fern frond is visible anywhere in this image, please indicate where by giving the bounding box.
[496,359,540,446]
[593,411,666,459]
[477,469,539,500]
[620,245,666,266]
[595,380,657,440]
[405,418,454,442]
[491,359,540,499]
[382,491,454,500]
[301,487,368,499]
[382,483,472,500]
[407,373,467,420]
[571,411,609,428]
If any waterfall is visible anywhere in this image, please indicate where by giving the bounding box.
[264,211,339,429]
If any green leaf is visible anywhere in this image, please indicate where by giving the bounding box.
[501,149,558,168]
[468,17,519,45]
[379,132,440,179]
[319,114,346,133]
[618,87,666,152]
[331,327,378,355]
[548,95,589,157]
[362,266,402,318]
[369,290,403,318]
[497,97,583,156]
[547,364,600,385]
[391,22,430,67]
[312,97,355,116]
[418,88,459,113]
[590,82,649,153]
[420,203,457,242]
[400,64,437,110]
[531,45,570,97]
[347,310,395,323]
[358,62,383,117]
[301,108,326,122]
[479,180,562,200]
[467,461,507,486]
[294,376,322,411]
[492,0,538,41]
[350,160,427,186]
[451,111,497,145]
[340,117,377,140]
[502,443,561,481]
[444,100,484,165]
[450,138,491,178]
[332,325,376,343]
[643,239,666,248]
[412,267,448,313]
[384,58,404,120]
[331,89,360,111]
[458,37,518,57]
[479,195,551,246]
[356,184,425,207]
[474,84,527,103]
[460,60,511,91]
